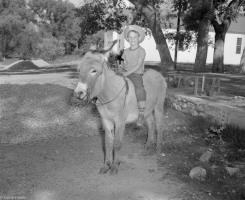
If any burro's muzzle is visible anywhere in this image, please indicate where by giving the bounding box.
[74,82,88,100]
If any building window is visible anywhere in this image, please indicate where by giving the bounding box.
[236,38,242,54]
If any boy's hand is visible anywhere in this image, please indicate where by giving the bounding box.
[117,65,123,76]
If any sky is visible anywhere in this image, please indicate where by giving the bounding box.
[68,0,82,7]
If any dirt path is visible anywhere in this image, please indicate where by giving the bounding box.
[0,69,230,200]
[0,72,78,89]
[0,70,184,200]
[1,133,182,200]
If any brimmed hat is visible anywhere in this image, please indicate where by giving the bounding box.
[124,25,145,43]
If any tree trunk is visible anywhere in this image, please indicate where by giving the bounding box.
[129,0,174,72]
[211,0,243,73]
[194,18,209,72]
[152,23,175,71]
[212,32,226,73]
[240,45,245,74]
[212,19,230,73]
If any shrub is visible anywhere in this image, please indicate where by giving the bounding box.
[17,23,41,60]
[36,37,65,61]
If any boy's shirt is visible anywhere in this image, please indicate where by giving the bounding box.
[122,46,146,74]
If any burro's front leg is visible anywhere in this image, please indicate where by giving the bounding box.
[110,121,125,175]
[99,119,114,174]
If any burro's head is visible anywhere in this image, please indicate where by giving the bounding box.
[74,51,106,101]
[74,40,117,101]
[74,41,117,100]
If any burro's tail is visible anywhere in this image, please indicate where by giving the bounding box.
[157,73,167,107]
[153,71,167,150]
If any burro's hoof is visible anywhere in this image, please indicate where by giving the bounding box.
[144,142,156,150]
[110,165,119,175]
[156,144,162,154]
[99,164,111,174]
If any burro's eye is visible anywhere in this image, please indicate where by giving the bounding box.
[91,69,97,75]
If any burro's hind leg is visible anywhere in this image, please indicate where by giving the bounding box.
[110,121,125,175]
[145,112,156,149]
[99,119,114,174]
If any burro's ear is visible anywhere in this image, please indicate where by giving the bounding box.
[100,40,118,60]
[77,51,93,72]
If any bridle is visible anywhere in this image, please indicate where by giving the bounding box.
[77,59,129,108]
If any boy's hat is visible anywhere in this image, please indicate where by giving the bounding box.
[124,25,145,43]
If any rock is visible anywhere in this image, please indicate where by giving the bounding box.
[189,166,206,181]
[225,166,239,175]
[199,150,212,163]
[237,184,245,200]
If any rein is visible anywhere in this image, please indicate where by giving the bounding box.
[95,78,129,107]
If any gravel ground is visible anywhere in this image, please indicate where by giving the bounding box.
[0,65,238,200]
[0,84,101,144]
[0,83,187,200]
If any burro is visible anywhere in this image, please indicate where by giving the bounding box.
[74,42,167,175]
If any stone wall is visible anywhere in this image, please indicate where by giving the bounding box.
[166,92,245,129]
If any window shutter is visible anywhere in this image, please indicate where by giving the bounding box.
[236,38,242,54]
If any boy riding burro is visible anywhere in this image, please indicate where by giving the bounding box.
[119,25,146,126]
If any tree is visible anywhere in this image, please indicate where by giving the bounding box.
[181,0,213,72]
[0,0,31,58]
[75,0,126,47]
[28,0,81,54]
[16,23,41,60]
[80,30,105,54]
[174,0,245,73]
[0,14,23,58]
[211,0,245,73]
[36,36,65,61]
[240,45,245,74]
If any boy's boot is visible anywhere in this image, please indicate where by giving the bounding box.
[137,101,146,127]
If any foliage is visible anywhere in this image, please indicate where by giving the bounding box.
[165,30,196,51]
[206,125,226,146]
[79,30,105,55]
[0,14,23,57]
[75,0,127,47]
[28,0,81,54]
[16,23,41,60]
[181,0,213,32]
[36,36,65,61]
[0,0,33,57]
[212,0,245,24]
